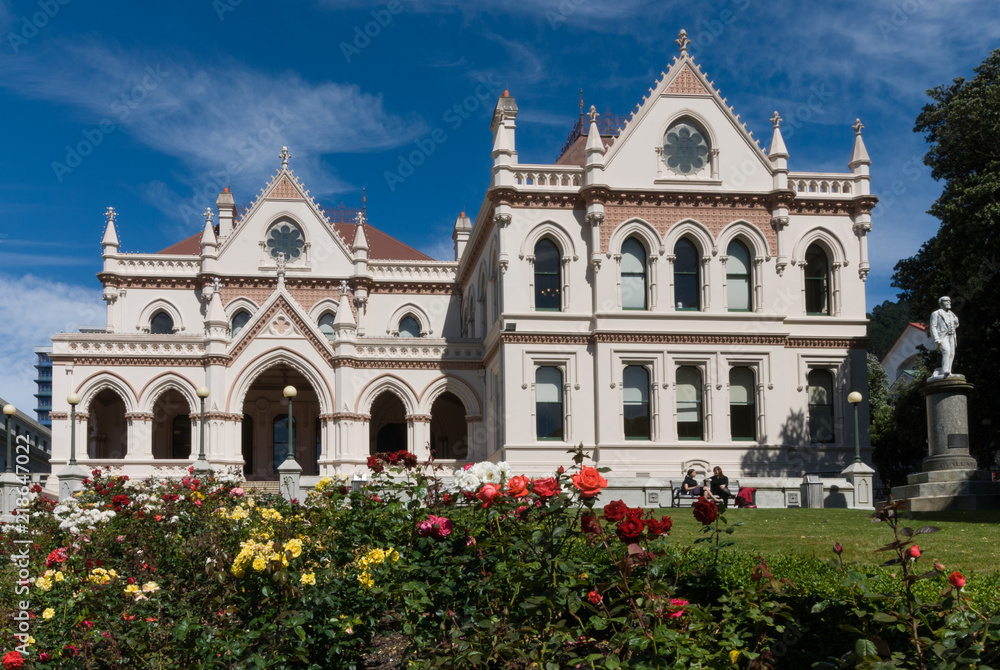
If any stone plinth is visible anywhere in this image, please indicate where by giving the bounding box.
[891,377,1000,511]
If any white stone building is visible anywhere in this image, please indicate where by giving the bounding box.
[47,37,875,491]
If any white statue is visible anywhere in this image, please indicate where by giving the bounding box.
[930,296,959,379]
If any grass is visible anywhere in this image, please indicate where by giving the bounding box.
[657,507,1000,575]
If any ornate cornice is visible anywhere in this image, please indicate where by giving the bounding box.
[125,412,155,421]
[329,412,368,422]
[790,195,878,216]
[371,282,458,295]
[406,414,433,423]
[591,332,788,346]
[787,336,869,349]
[59,356,204,367]
[96,274,199,290]
[500,333,591,346]
[203,412,243,422]
[332,359,482,370]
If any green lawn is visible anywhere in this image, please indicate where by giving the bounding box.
[658,507,1000,575]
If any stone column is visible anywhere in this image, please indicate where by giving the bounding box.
[920,378,977,472]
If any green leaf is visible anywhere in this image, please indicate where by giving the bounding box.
[606,653,621,669]
[855,638,879,658]
[872,612,897,623]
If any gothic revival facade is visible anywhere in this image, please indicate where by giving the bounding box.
[47,37,876,489]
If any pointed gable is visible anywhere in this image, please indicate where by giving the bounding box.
[664,64,711,96]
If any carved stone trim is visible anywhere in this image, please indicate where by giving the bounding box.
[787,337,869,349]
[330,412,369,422]
[406,414,433,423]
[370,282,458,295]
[125,412,155,422]
[591,333,787,346]
[332,359,482,371]
[465,414,483,423]
[59,357,205,367]
[48,412,69,421]
[500,333,591,346]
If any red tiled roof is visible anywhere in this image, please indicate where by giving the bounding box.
[908,321,927,332]
[156,222,432,262]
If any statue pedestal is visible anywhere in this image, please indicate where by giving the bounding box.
[891,378,1000,511]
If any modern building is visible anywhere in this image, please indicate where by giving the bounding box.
[0,397,51,474]
[46,34,875,490]
[34,346,53,427]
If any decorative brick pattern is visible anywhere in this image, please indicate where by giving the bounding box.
[603,204,774,253]
[268,176,300,199]
[665,65,711,96]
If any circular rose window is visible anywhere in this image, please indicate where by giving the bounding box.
[266,222,304,261]
[663,121,709,176]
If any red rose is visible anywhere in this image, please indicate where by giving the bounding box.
[38,652,50,662]
[476,483,503,508]
[2,651,24,669]
[602,500,628,522]
[571,466,608,498]
[907,545,920,559]
[667,598,688,618]
[949,571,966,589]
[366,455,384,473]
[615,517,645,543]
[693,497,718,525]
[625,506,644,522]
[505,475,531,498]
[532,477,561,500]
[588,590,602,606]
[646,516,672,538]
[46,547,69,568]
[514,505,530,521]
[581,512,601,535]
[833,543,843,554]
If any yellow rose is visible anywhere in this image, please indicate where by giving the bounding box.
[124,584,139,594]
[252,556,267,572]
[300,572,316,586]
[36,577,53,591]
[283,538,303,558]
[54,572,65,582]
[141,581,160,593]
[42,608,55,620]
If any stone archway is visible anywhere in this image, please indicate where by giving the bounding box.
[241,364,320,480]
[370,392,407,454]
[430,392,467,460]
[88,389,127,459]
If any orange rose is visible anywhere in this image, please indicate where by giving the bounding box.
[505,475,531,498]
[571,466,608,498]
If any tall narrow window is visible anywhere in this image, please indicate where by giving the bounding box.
[272,415,296,472]
[623,365,651,440]
[674,239,700,310]
[231,310,251,337]
[318,312,336,340]
[676,366,703,440]
[398,316,421,338]
[621,238,648,310]
[729,367,756,440]
[534,239,561,311]
[150,311,174,334]
[535,366,564,440]
[726,240,752,312]
[807,369,835,443]
[805,245,830,315]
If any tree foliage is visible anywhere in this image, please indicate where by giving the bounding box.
[866,299,912,361]
[892,48,1000,466]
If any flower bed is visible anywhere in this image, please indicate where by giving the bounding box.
[0,449,997,669]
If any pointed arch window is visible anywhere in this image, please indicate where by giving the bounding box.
[318,312,336,340]
[805,245,830,315]
[729,367,756,440]
[623,365,651,440]
[726,240,752,312]
[621,237,648,310]
[534,239,561,311]
[676,366,703,440]
[231,310,251,337]
[150,311,174,335]
[807,369,835,443]
[535,366,564,440]
[674,238,700,311]
[398,316,421,338]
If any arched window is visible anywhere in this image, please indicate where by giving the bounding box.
[623,365,650,440]
[662,119,710,176]
[535,366,563,440]
[265,219,305,261]
[398,316,421,338]
[534,239,561,311]
[150,311,174,335]
[674,238,700,311]
[807,369,835,443]
[676,366,703,440]
[729,367,756,440]
[231,310,250,337]
[805,245,830,315]
[726,240,752,312]
[621,237,648,310]
[318,312,336,340]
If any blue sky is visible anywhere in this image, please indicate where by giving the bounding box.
[0,0,997,411]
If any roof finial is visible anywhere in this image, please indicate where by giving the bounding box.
[355,209,366,226]
[105,206,117,225]
[210,277,224,293]
[587,105,599,124]
[362,186,367,215]
[339,279,350,295]
[853,118,864,136]
[675,29,690,55]
[770,111,782,128]
[579,88,584,120]
[204,207,214,225]
[279,146,291,169]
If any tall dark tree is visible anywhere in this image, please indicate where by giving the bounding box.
[892,49,1000,466]
[866,299,912,361]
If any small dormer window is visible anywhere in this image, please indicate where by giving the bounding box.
[265,220,304,261]
[663,120,709,176]
[398,316,421,338]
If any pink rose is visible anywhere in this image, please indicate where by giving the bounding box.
[476,483,502,508]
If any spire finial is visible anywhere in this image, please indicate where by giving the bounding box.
[355,209,366,226]
[770,111,782,128]
[210,277,224,293]
[279,146,291,169]
[579,88,584,119]
[204,207,214,225]
[587,105,599,124]
[362,186,367,215]
[676,29,690,55]
[853,118,864,136]
[339,279,350,295]
[105,206,117,225]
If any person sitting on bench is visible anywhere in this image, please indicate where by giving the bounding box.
[681,469,702,497]
[709,466,733,504]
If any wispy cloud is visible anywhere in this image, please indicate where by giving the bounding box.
[316,0,657,26]
[0,273,103,413]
